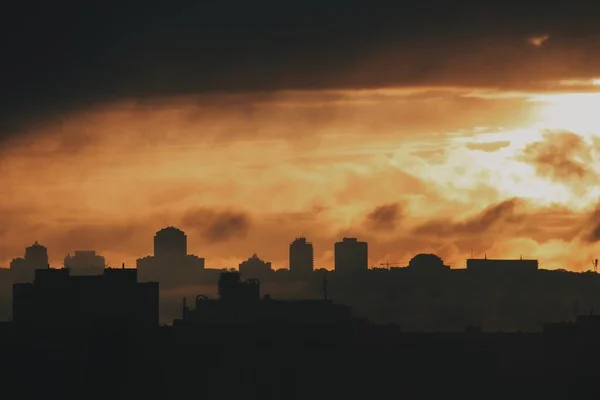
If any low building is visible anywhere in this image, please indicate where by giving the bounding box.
[407,253,450,272]
[175,271,353,325]
[12,265,159,329]
[466,258,538,274]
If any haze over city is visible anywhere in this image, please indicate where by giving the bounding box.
[3,2,600,272]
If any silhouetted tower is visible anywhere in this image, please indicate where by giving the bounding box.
[25,241,49,269]
[154,227,187,259]
[334,237,368,273]
[289,237,314,275]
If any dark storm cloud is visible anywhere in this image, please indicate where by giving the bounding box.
[181,208,252,243]
[413,198,587,245]
[581,204,600,243]
[365,203,403,232]
[2,1,600,139]
[413,198,525,237]
[518,130,597,182]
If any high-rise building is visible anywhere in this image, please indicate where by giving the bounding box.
[154,226,187,259]
[24,241,49,269]
[289,237,314,275]
[137,227,205,286]
[10,241,49,282]
[64,250,106,275]
[239,254,272,279]
[334,237,368,273]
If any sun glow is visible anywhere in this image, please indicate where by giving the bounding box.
[534,93,600,135]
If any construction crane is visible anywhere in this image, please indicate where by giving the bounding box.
[592,259,598,273]
[379,262,404,269]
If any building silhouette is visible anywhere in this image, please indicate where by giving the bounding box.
[136,226,205,285]
[10,241,49,282]
[154,226,187,259]
[238,253,272,279]
[64,250,105,275]
[12,264,158,329]
[289,237,314,275]
[334,237,368,273]
[407,253,450,272]
[175,271,353,325]
[466,257,538,274]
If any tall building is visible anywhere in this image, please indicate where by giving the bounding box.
[64,250,106,275]
[334,237,368,273]
[24,241,49,268]
[239,254,272,279]
[289,237,314,275]
[10,241,50,282]
[154,226,187,259]
[137,227,205,286]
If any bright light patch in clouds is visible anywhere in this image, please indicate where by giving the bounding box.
[554,78,600,88]
[534,93,600,134]
[528,34,549,47]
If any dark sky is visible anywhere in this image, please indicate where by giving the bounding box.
[2,1,600,140]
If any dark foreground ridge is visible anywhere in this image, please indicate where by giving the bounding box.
[1,267,600,396]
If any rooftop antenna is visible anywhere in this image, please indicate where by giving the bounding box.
[520,254,522,260]
[122,262,125,269]
[484,253,487,260]
[323,275,328,301]
[593,259,599,273]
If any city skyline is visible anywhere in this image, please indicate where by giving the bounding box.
[3,3,600,273]
[5,1,600,386]
[2,227,557,272]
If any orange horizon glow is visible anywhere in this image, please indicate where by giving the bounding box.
[1,82,600,272]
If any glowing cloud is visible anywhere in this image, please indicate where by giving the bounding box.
[527,34,549,47]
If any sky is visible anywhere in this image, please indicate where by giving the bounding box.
[2,1,600,271]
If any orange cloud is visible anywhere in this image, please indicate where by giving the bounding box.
[528,34,550,47]
[1,87,600,272]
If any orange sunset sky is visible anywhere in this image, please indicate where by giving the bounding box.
[3,80,600,271]
[3,3,600,271]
